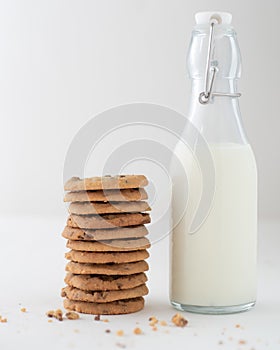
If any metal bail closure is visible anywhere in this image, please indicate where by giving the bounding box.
[199,18,241,105]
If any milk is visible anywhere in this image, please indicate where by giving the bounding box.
[170,142,257,308]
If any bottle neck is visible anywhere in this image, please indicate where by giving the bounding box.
[187,78,248,144]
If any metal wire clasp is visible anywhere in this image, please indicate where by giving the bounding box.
[199,19,241,105]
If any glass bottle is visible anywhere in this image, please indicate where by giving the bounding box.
[170,12,257,314]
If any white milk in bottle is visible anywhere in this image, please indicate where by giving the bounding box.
[170,12,257,314]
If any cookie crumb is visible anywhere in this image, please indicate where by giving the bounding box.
[54,309,63,321]
[48,319,53,323]
[46,310,54,317]
[105,329,111,333]
[235,324,241,328]
[46,309,63,321]
[20,308,27,313]
[94,315,101,321]
[160,320,167,326]
[116,330,124,336]
[152,326,158,331]
[134,327,142,335]
[149,316,158,326]
[149,316,158,322]
[103,319,109,323]
[171,313,188,327]
[239,340,247,345]
[66,312,80,320]
[0,318,7,323]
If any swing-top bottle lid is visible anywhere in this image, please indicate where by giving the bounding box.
[195,12,232,25]
[188,11,240,80]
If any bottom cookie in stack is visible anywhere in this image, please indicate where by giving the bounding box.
[64,297,145,315]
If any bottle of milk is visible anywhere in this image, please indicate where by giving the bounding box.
[170,12,257,314]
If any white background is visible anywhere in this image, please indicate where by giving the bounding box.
[1,2,280,349]
[0,0,279,219]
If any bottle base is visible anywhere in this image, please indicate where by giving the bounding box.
[170,300,256,315]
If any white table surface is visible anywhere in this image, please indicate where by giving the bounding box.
[0,217,279,350]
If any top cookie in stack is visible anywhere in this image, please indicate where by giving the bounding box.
[62,175,151,315]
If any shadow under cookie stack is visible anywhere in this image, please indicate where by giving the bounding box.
[61,175,151,315]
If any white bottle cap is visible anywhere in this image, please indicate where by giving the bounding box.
[195,12,232,25]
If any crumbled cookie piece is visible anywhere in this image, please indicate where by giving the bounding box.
[94,315,101,321]
[66,312,80,320]
[46,309,63,321]
[20,308,27,313]
[46,310,54,317]
[0,316,7,323]
[160,320,167,326]
[133,327,142,335]
[116,330,124,336]
[47,310,55,316]
[152,326,158,331]
[239,340,247,345]
[48,319,53,323]
[149,316,158,326]
[54,309,63,321]
[171,313,188,327]
[148,316,157,322]
[103,319,109,323]
[235,324,241,328]
[105,329,111,333]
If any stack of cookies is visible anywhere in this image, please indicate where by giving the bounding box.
[61,175,151,315]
